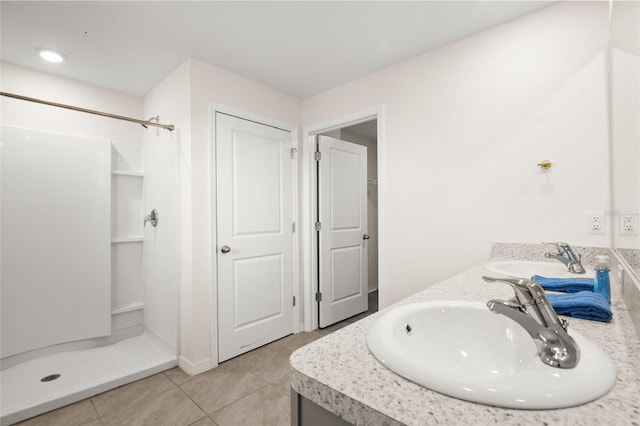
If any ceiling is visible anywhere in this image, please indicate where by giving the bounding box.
[1,1,553,99]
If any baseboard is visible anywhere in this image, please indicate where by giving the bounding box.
[178,355,212,376]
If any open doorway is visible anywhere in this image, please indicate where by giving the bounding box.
[302,106,385,332]
[318,120,379,321]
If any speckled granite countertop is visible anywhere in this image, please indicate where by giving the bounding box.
[290,245,640,425]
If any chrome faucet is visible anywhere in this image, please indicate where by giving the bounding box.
[544,242,586,274]
[482,276,580,369]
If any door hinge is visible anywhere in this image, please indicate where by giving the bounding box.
[293,295,296,306]
[315,292,322,302]
[290,147,297,159]
[314,151,322,161]
[292,222,296,233]
[314,221,322,231]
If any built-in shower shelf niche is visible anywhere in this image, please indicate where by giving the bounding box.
[112,236,144,243]
[111,302,144,315]
[112,170,144,177]
[111,141,145,332]
[112,140,143,172]
[111,141,144,242]
[112,177,143,240]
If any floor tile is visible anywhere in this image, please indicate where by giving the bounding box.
[164,366,197,386]
[188,417,218,426]
[220,343,291,385]
[180,370,266,415]
[99,387,205,426]
[207,352,253,375]
[81,420,103,426]
[211,374,290,426]
[347,311,371,323]
[91,373,176,417]
[277,331,324,355]
[317,320,350,334]
[15,400,99,426]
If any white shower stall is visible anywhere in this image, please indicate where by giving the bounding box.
[0,119,180,425]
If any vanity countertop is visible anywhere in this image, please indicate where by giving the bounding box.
[290,259,640,425]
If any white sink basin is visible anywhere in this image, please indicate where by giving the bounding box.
[485,260,594,279]
[366,300,616,409]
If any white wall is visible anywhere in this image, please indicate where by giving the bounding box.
[303,2,611,306]
[610,0,640,249]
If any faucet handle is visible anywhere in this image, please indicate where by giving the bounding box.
[543,241,569,253]
[482,275,529,287]
[482,276,536,306]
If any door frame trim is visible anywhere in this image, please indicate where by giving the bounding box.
[301,105,386,331]
[208,103,300,367]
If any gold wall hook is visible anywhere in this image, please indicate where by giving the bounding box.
[537,161,552,169]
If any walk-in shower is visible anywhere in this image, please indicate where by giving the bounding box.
[0,96,180,425]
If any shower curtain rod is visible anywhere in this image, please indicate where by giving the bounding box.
[0,91,174,131]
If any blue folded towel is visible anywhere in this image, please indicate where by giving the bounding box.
[532,275,595,293]
[546,291,612,323]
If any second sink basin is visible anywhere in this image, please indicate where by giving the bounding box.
[366,300,616,409]
[484,260,594,279]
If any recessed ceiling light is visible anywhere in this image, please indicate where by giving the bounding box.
[36,48,66,63]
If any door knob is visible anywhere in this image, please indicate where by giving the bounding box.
[363,234,370,240]
[221,245,231,253]
[144,209,159,227]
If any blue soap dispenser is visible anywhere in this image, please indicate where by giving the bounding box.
[595,255,611,303]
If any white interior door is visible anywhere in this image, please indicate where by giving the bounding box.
[216,113,294,362]
[317,135,368,328]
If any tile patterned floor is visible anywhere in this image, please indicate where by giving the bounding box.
[15,292,379,426]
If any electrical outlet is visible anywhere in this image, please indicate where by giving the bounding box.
[619,213,639,235]
[587,212,605,234]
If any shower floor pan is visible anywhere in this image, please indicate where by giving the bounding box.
[0,331,177,425]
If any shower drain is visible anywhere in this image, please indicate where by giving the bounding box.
[40,374,61,383]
